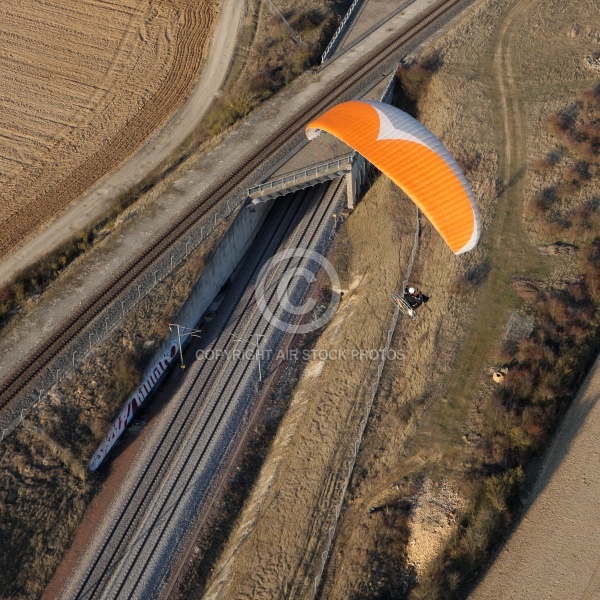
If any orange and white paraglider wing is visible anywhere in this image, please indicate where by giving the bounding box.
[306,100,481,255]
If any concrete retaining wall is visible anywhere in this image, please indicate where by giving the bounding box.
[148,200,273,373]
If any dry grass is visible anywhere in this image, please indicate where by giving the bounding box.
[175,0,600,599]
[4,0,600,597]
[0,425,95,599]
[179,0,345,140]
[528,85,600,244]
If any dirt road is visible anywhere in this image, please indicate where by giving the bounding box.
[470,353,600,600]
[0,0,243,287]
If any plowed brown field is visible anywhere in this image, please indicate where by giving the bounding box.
[0,0,216,259]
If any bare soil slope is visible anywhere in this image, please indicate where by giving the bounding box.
[200,176,412,600]
[0,0,216,259]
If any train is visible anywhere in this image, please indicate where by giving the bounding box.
[89,343,178,471]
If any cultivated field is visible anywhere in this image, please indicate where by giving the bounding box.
[0,0,216,259]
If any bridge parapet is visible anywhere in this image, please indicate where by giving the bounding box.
[249,154,353,203]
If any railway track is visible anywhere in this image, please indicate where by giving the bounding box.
[64,180,342,598]
[0,0,467,415]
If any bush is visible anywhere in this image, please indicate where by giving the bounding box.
[563,162,590,182]
[227,92,258,120]
[515,338,551,368]
[544,112,572,136]
[411,84,600,600]
[111,354,141,407]
[532,155,557,171]
[534,186,558,212]
[545,293,570,325]
[579,239,600,301]
[292,9,325,31]
[496,368,536,411]
[413,469,522,599]
[394,54,441,117]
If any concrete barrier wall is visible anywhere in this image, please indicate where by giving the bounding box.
[147,200,273,377]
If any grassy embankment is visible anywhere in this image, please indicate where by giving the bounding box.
[0,239,220,598]
[308,48,600,597]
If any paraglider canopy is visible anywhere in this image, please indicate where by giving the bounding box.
[306,100,481,255]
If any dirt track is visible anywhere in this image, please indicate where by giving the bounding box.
[0,0,217,263]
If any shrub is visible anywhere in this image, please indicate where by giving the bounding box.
[394,53,441,117]
[579,239,600,301]
[522,408,549,445]
[536,186,559,211]
[292,9,325,31]
[545,293,570,325]
[281,45,312,83]
[515,338,548,368]
[532,155,556,171]
[555,180,581,198]
[581,86,600,107]
[497,368,536,410]
[227,92,258,120]
[455,149,481,174]
[414,469,522,599]
[544,112,572,137]
[111,354,141,407]
[484,467,523,513]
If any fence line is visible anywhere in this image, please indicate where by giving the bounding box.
[1,62,399,440]
[265,0,302,45]
[248,154,353,198]
[312,73,412,598]
[310,202,420,596]
[321,0,363,63]
[380,71,396,104]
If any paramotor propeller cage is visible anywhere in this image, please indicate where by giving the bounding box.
[391,293,417,320]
